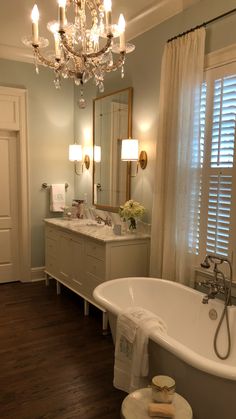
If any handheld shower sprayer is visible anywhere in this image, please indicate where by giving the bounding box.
[201,255,226,270]
[200,253,233,360]
[200,255,211,269]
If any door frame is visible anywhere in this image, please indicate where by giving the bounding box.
[0,86,31,282]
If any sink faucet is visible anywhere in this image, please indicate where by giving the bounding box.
[95,215,112,226]
[200,254,233,306]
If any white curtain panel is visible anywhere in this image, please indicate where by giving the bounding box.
[150,28,206,285]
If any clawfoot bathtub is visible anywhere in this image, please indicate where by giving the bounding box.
[93,277,236,419]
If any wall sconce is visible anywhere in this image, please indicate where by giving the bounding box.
[69,144,90,174]
[121,139,148,170]
[94,145,101,163]
[84,154,90,170]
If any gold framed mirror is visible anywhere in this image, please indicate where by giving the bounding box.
[93,87,133,211]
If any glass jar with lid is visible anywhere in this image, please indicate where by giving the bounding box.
[151,375,176,403]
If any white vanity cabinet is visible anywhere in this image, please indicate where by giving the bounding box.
[44,220,150,332]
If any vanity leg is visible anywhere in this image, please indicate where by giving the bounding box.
[56,281,61,295]
[84,300,89,316]
[45,274,50,287]
[102,311,109,336]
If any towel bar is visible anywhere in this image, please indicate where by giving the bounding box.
[41,182,69,190]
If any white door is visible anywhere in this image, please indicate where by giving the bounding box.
[0,130,19,282]
[0,87,30,283]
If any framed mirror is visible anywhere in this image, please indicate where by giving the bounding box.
[93,87,133,211]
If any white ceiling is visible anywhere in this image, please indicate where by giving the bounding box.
[0,0,199,62]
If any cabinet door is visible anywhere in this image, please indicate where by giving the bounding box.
[45,227,60,278]
[84,239,106,300]
[71,236,84,289]
[58,232,72,282]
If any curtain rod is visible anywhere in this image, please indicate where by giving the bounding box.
[167,7,236,43]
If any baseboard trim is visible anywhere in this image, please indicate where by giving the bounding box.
[31,266,46,282]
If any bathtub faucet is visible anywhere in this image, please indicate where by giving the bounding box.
[200,254,233,306]
[201,284,220,304]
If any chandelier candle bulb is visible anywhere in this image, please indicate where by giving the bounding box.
[54,33,61,60]
[104,0,112,34]
[58,0,66,31]
[31,4,39,45]
[118,14,126,51]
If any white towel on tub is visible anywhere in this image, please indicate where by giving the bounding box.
[49,184,65,212]
[113,306,167,393]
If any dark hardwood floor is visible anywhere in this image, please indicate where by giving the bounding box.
[0,280,126,419]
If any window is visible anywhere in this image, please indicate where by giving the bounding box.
[198,62,236,277]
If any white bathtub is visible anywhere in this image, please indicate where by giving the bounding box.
[93,277,236,419]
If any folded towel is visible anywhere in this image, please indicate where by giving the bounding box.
[113,306,167,393]
[49,184,65,212]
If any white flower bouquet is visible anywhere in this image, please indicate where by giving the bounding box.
[119,199,145,230]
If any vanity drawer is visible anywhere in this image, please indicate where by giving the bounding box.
[86,241,105,261]
[86,255,105,279]
[45,226,59,241]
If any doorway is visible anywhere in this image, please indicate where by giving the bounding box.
[0,87,30,283]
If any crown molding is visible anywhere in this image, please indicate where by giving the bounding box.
[127,0,181,40]
[0,44,34,64]
[127,0,200,41]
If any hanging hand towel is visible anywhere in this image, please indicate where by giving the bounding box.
[113,306,167,393]
[50,184,65,212]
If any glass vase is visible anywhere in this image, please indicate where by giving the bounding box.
[128,217,136,231]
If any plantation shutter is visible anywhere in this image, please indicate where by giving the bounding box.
[206,173,232,256]
[198,65,236,268]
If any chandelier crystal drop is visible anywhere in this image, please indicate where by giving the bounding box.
[22,0,135,102]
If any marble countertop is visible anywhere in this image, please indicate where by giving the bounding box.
[44,218,150,243]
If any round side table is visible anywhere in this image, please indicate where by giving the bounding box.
[121,388,193,419]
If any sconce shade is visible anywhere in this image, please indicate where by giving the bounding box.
[121,139,139,161]
[94,145,101,162]
[69,144,83,161]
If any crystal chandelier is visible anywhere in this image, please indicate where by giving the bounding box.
[23,0,135,106]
